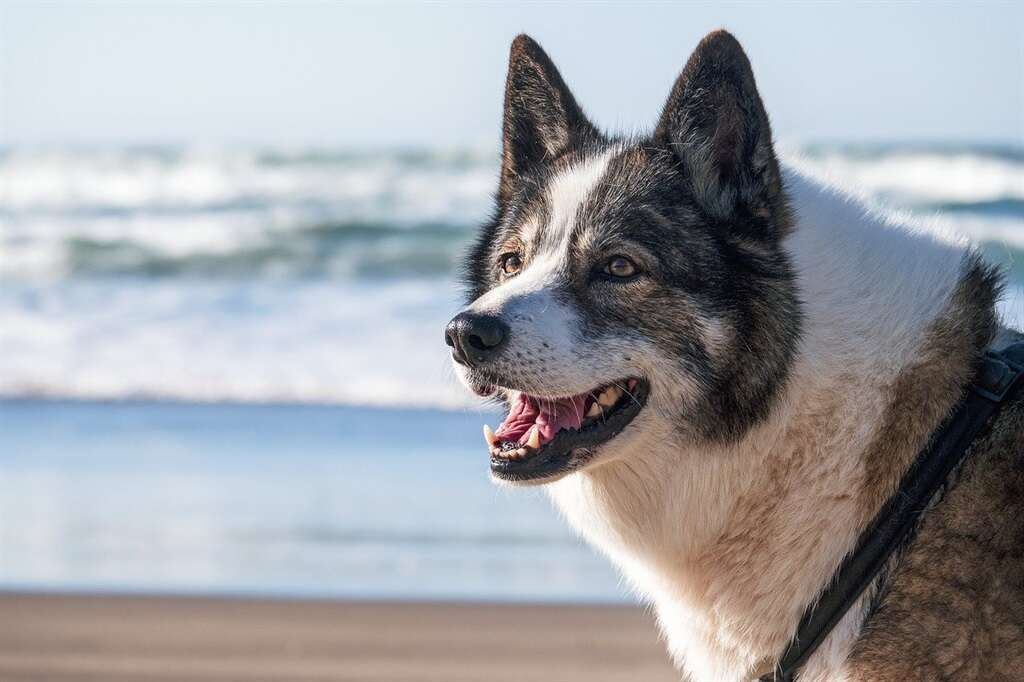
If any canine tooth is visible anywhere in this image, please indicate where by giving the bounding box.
[586,403,602,418]
[628,378,638,391]
[598,386,621,407]
[527,428,541,450]
[514,447,527,459]
[483,424,497,447]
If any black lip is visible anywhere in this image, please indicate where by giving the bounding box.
[490,379,650,483]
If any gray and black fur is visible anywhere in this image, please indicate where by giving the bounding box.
[461,32,802,444]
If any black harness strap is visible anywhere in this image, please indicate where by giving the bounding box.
[761,342,1024,682]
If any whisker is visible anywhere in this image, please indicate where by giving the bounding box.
[570,395,583,426]
[611,379,644,409]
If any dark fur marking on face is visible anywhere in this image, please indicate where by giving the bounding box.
[547,142,801,443]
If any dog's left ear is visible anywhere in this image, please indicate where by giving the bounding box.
[655,31,783,232]
[500,34,598,203]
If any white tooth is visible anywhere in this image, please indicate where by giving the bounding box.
[598,386,621,407]
[586,403,602,418]
[483,424,497,447]
[527,428,541,450]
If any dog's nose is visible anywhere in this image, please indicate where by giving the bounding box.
[445,312,509,366]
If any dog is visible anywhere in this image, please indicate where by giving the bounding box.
[444,30,1024,681]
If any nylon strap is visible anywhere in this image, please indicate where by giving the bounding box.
[760,343,1024,682]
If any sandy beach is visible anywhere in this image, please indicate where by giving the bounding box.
[0,593,678,682]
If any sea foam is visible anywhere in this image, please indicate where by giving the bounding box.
[1,144,1021,407]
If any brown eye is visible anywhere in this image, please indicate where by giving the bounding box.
[604,255,637,278]
[500,253,523,276]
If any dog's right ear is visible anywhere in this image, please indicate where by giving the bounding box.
[499,35,597,202]
[655,31,784,234]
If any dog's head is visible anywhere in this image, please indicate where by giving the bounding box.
[446,31,801,485]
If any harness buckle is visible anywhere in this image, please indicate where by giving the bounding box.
[971,349,1024,403]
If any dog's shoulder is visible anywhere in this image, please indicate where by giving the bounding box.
[845,392,1024,681]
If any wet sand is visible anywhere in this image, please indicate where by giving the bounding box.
[0,593,678,681]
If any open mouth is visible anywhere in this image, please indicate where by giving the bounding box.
[484,378,649,483]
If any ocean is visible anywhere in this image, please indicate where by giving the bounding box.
[1,143,1022,602]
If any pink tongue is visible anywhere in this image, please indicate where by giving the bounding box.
[493,393,587,446]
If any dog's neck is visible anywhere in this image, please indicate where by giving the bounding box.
[547,166,998,682]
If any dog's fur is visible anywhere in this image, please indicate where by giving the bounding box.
[449,31,1024,681]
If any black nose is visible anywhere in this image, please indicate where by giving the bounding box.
[445,312,509,366]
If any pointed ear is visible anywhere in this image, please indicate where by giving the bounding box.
[500,34,598,201]
[655,31,783,229]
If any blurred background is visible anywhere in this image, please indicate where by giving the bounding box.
[0,1,1021,604]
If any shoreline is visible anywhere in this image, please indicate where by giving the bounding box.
[0,592,677,681]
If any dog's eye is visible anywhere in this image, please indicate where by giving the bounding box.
[604,256,638,279]
[500,253,523,276]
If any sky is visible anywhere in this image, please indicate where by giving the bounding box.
[1,1,1021,148]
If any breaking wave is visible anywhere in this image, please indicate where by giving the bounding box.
[1,143,1021,406]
